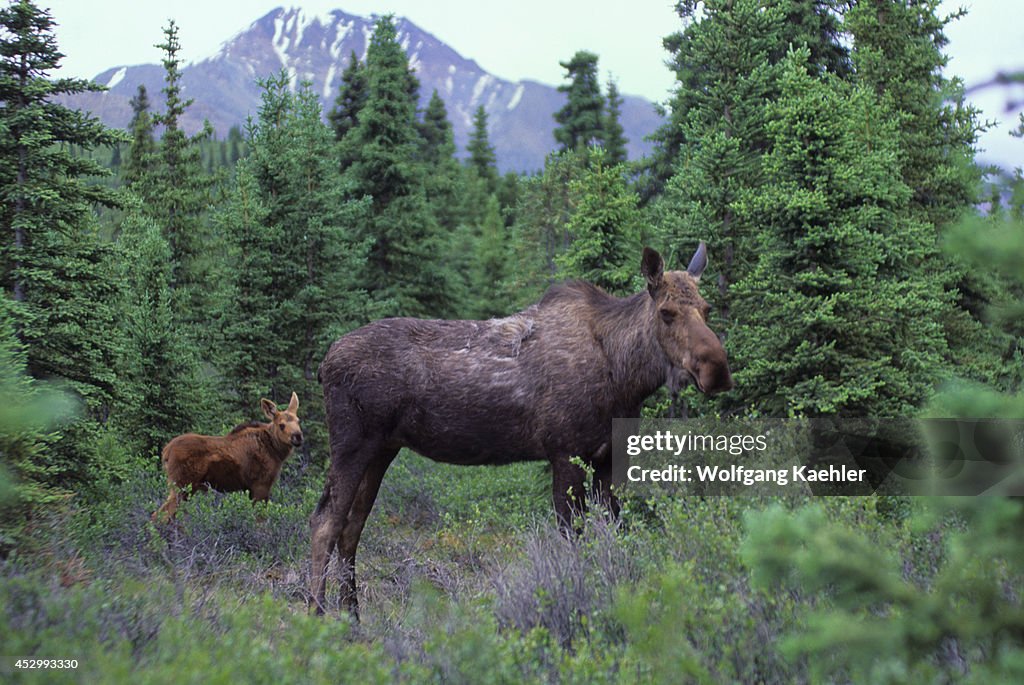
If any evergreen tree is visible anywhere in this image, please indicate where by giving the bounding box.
[602,79,628,165]
[217,150,277,416]
[227,124,243,164]
[122,84,155,186]
[222,73,369,456]
[730,51,949,416]
[846,0,977,228]
[553,51,605,152]
[138,21,214,301]
[329,50,368,171]
[418,90,470,313]
[466,105,498,191]
[347,15,454,317]
[648,0,788,337]
[470,194,511,318]
[418,91,461,228]
[642,0,848,202]
[745,497,1024,683]
[115,207,209,458]
[0,297,76,545]
[507,150,585,305]
[0,0,125,490]
[419,90,454,164]
[846,1,996,386]
[555,147,641,294]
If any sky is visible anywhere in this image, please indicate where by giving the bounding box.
[37,0,1024,170]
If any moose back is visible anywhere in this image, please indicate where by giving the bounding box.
[310,245,732,615]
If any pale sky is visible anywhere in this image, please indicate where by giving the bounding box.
[37,0,1024,169]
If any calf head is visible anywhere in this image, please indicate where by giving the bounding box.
[261,392,304,448]
[642,244,733,395]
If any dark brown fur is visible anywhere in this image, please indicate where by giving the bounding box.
[152,393,303,523]
[310,246,732,616]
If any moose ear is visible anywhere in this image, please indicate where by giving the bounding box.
[260,398,277,419]
[287,391,299,414]
[687,241,708,280]
[641,247,664,295]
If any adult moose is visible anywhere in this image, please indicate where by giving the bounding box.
[311,245,732,616]
[152,393,303,522]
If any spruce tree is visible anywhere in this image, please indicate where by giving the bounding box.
[730,51,948,416]
[329,51,368,139]
[470,194,511,318]
[115,207,209,458]
[642,0,848,202]
[0,0,125,490]
[602,79,628,165]
[347,15,454,317]
[555,147,641,294]
[466,105,498,191]
[418,90,461,228]
[217,150,277,416]
[648,0,787,336]
[227,124,243,164]
[506,150,584,304]
[846,1,996,386]
[845,0,977,228]
[138,21,214,303]
[222,74,369,456]
[329,50,368,170]
[553,50,605,152]
[122,84,155,187]
[419,90,453,164]
[0,297,75,543]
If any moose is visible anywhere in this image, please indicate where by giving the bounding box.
[152,393,303,522]
[310,245,732,616]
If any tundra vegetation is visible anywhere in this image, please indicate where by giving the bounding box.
[0,1,1022,683]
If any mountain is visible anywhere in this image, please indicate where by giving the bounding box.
[58,6,663,173]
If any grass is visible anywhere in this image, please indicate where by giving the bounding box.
[1,448,1021,684]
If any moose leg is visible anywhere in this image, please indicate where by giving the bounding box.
[551,456,587,535]
[309,438,382,615]
[335,449,397,617]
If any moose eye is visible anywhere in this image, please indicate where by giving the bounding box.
[659,307,677,324]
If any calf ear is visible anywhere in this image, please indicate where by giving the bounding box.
[287,391,299,414]
[687,241,708,280]
[261,398,277,419]
[641,247,664,296]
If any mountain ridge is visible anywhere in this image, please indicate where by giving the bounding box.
[59,6,662,173]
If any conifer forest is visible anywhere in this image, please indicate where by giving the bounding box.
[1,1,1023,682]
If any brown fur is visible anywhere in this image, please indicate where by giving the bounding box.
[310,246,732,616]
[151,393,303,523]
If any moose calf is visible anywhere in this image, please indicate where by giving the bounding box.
[152,392,303,522]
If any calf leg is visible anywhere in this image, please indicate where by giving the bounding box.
[152,488,181,523]
[551,456,587,534]
[336,449,397,618]
[151,481,205,523]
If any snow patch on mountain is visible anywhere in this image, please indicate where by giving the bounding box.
[508,84,524,110]
[471,74,493,105]
[106,67,126,90]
